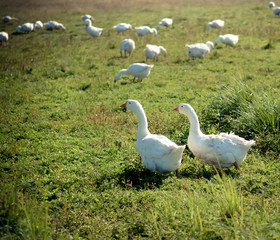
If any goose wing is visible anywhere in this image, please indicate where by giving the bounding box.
[136,134,177,159]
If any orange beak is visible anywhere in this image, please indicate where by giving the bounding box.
[172,106,179,112]
[120,102,127,108]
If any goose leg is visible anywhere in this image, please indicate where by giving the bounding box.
[175,169,180,177]
[233,162,239,170]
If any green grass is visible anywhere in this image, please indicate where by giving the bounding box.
[1,1,280,239]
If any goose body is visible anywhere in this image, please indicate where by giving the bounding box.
[35,20,43,29]
[82,14,94,23]
[113,23,132,32]
[2,16,18,23]
[114,63,153,82]
[45,21,66,31]
[0,32,8,44]
[269,2,275,8]
[120,39,135,57]
[215,34,239,46]
[135,26,157,36]
[207,19,224,30]
[272,7,280,15]
[16,23,35,33]
[157,18,173,29]
[144,44,167,61]
[186,41,214,58]
[84,19,103,37]
[173,103,255,169]
[121,100,185,175]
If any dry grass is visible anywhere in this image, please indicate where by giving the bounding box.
[1,0,264,16]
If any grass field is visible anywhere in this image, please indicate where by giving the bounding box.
[1,0,280,239]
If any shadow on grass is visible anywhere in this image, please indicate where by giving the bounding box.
[116,161,170,190]
[179,164,239,180]
[114,157,240,190]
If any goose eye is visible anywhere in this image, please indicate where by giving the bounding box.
[180,105,183,108]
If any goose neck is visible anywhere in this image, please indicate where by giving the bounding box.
[134,106,150,139]
[186,109,203,136]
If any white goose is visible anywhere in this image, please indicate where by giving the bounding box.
[82,14,94,23]
[121,100,185,175]
[215,34,239,46]
[157,18,173,29]
[173,103,255,169]
[2,16,18,23]
[120,39,135,57]
[144,44,167,61]
[207,19,224,30]
[35,20,43,29]
[114,63,153,82]
[272,7,280,15]
[16,23,35,33]
[186,41,214,58]
[269,2,275,8]
[135,26,157,36]
[84,19,103,37]
[45,21,66,31]
[0,32,8,45]
[113,23,132,32]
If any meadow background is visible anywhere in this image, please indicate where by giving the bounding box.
[0,0,280,239]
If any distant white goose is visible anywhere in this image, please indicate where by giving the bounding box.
[84,19,103,37]
[35,20,43,29]
[207,19,224,30]
[144,44,167,61]
[82,14,94,23]
[215,34,239,46]
[157,18,173,29]
[121,99,185,175]
[16,23,35,33]
[120,39,135,57]
[45,21,66,31]
[272,7,280,15]
[114,63,153,82]
[269,2,275,8]
[0,32,8,45]
[113,23,132,32]
[186,41,214,58]
[135,26,157,36]
[2,16,18,23]
[173,103,255,169]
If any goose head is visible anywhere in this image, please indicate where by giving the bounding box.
[151,28,158,35]
[16,25,21,32]
[114,69,126,82]
[58,23,66,31]
[206,41,214,50]
[172,103,194,116]
[82,15,93,22]
[159,46,167,56]
[215,35,223,46]
[120,99,141,111]
[84,19,91,27]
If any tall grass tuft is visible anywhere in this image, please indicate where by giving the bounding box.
[212,173,244,220]
[201,80,280,155]
[0,185,49,240]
